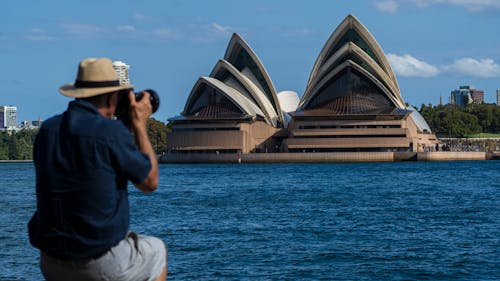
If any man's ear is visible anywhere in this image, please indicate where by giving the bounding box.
[105,92,113,107]
[106,92,120,107]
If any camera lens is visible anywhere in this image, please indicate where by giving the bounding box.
[136,89,160,113]
[115,89,160,121]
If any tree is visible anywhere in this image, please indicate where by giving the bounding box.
[147,118,171,154]
[8,133,19,160]
[0,131,9,160]
[419,104,485,137]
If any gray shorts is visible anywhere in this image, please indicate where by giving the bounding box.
[40,233,167,281]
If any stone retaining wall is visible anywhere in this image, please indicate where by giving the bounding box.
[160,151,491,163]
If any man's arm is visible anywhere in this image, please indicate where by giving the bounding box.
[128,91,159,193]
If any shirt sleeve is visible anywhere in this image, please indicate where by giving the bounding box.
[110,125,152,184]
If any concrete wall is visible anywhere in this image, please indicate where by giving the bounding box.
[283,137,409,150]
[243,152,395,163]
[160,151,490,163]
[417,151,486,161]
[405,117,438,151]
[167,130,245,151]
[161,152,396,163]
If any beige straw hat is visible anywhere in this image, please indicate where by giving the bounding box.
[59,58,134,98]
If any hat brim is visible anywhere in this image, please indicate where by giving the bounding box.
[59,83,135,98]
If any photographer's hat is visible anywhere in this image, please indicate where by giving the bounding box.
[59,58,134,98]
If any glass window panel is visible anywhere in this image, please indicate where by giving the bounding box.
[213,69,259,106]
[187,84,243,118]
[326,29,381,68]
[229,46,275,108]
[305,67,394,114]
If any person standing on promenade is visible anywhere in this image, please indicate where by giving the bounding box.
[28,58,167,281]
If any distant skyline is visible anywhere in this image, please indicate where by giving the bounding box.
[2,0,500,122]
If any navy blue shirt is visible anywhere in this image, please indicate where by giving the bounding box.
[28,99,151,259]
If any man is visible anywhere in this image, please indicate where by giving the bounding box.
[28,58,167,281]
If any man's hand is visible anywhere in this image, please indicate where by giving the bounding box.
[127,90,159,193]
[128,91,152,130]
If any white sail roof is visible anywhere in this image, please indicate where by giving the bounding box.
[306,15,401,99]
[210,59,278,126]
[183,77,265,119]
[224,33,283,124]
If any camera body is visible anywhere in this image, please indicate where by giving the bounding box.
[115,89,160,121]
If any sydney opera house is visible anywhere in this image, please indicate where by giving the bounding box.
[166,15,437,160]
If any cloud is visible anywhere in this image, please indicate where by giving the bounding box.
[408,0,500,11]
[24,28,56,41]
[442,58,500,78]
[133,12,160,22]
[61,23,106,36]
[374,0,400,13]
[387,53,440,77]
[388,53,500,78]
[189,23,232,43]
[153,28,180,40]
[133,12,147,21]
[209,23,231,37]
[117,25,136,32]
[24,35,56,41]
[283,27,315,37]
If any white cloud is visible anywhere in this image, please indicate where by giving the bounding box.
[134,12,147,21]
[408,0,500,11]
[209,23,231,36]
[442,58,500,78]
[387,53,440,77]
[133,12,160,22]
[30,28,46,34]
[61,23,106,36]
[388,53,500,78]
[374,0,400,13]
[153,28,179,40]
[24,35,56,41]
[24,28,56,41]
[286,27,315,37]
[190,23,232,43]
[117,25,136,32]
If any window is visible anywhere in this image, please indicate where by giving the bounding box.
[186,84,243,118]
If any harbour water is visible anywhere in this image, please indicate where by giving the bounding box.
[1,161,499,280]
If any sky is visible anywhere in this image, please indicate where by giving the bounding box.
[2,0,500,123]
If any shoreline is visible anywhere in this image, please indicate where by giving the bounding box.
[0,160,33,163]
[3,151,499,164]
[160,151,500,163]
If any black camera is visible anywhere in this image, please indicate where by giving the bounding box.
[115,89,160,121]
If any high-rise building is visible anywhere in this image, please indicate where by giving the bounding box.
[470,88,484,104]
[497,89,500,106]
[112,61,131,86]
[450,85,483,106]
[0,106,18,129]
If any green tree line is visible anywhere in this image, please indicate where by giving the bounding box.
[0,118,171,160]
[147,118,171,154]
[0,129,38,160]
[419,103,500,137]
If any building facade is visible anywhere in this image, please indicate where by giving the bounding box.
[0,106,17,129]
[283,15,436,153]
[167,33,283,154]
[451,85,484,106]
[471,88,484,104]
[166,15,438,159]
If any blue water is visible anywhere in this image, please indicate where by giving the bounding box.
[1,161,499,280]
